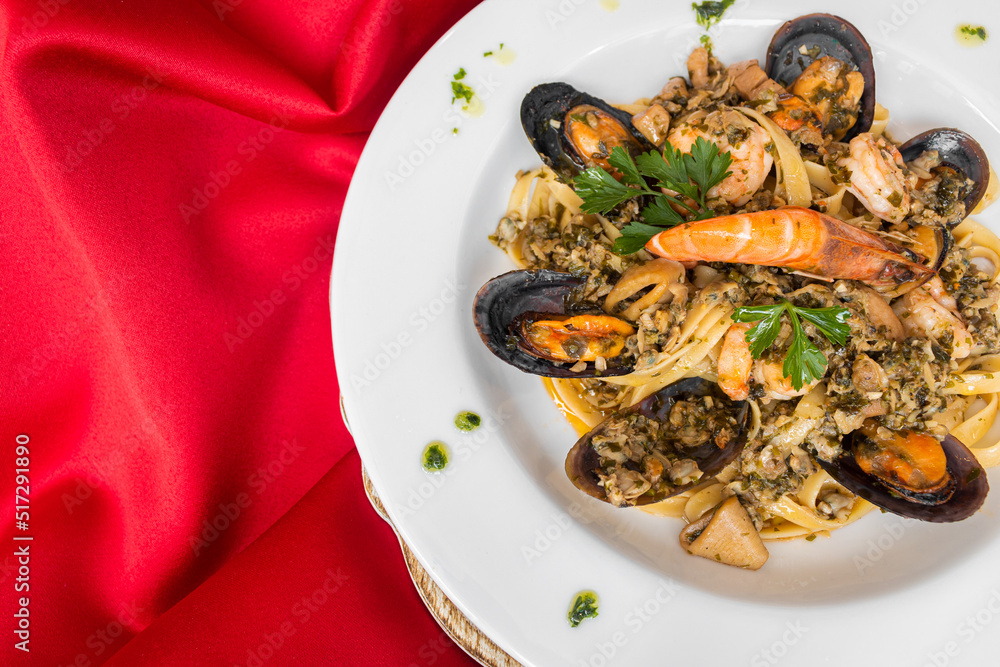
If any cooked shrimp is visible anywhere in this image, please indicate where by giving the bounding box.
[754,359,819,400]
[666,109,773,206]
[837,133,911,223]
[893,283,972,359]
[718,323,753,400]
[645,206,934,295]
[717,321,818,401]
[921,275,959,313]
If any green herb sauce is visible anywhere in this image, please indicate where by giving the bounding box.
[422,441,449,472]
[455,411,482,431]
[692,0,735,31]
[956,24,988,47]
[568,591,599,627]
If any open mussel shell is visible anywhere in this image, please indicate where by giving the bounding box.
[520,82,655,181]
[923,224,953,275]
[565,378,749,507]
[892,224,952,293]
[473,269,634,378]
[899,128,991,219]
[765,13,875,141]
[817,431,989,522]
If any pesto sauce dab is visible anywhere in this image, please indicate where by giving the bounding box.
[422,442,449,472]
[455,411,482,431]
[956,24,988,47]
[567,591,599,627]
[692,0,735,51]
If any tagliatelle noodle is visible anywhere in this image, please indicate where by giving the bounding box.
[736,107,811,207]
[869,102,890,138]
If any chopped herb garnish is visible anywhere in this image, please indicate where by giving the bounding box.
[567,591,599,627]
[455,411,482,431]
[805,534,817,542]
[483,50,493,57]
[731,301,851,391]
[960,25,988,40]
[452,127,459,135]
[572,141,732,255]
[692,0,735,30]
[422,441,449,472]
[451,81,474,104]
[450,68,475,105]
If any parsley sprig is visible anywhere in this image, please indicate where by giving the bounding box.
[571,139,732,255]
[732,302,851,391]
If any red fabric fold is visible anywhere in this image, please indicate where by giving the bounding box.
[1,0,481,663]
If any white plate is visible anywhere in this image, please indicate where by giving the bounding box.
[332,1,1000,664]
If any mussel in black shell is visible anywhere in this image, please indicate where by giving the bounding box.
[766,13,876,141]
[520,82,656,182]
[565,378,749,507]
[818,421,988,522]
[899,128,991,222]
[473,269,635,378]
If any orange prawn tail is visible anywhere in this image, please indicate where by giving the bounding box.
[645,207,934,293]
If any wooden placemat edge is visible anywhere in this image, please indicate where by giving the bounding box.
[361,466,522,667]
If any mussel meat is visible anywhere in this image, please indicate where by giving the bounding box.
[473,269,636,377]
[818,421,988,522]
[899,128,991,222]
[520,82,656,182]
[565,378,749,507]
[766,13,876,141]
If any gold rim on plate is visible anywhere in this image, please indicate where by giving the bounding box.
[361,466,522,667]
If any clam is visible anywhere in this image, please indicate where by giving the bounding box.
[520,82,656,182]
[565,378,749,507]
[473,269,636,377]
[899,128,991,221]
[765,13,875,141]
[817,421,988,522]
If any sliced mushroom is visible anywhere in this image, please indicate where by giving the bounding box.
[678,497,769,570]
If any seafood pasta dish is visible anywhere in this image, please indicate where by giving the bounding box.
[473,14,1000,570]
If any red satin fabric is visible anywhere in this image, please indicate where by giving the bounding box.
[1,0,482,663]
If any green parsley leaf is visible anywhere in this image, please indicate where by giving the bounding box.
[641,197,684,227]
[783,309,828,391]
[608,148,644,187]
[731,301,852,391]
[453,68,467,80]
[794,306,851,346]
[612,222,667,255]
[573,165,637,213]
[733,304,785,358]
[571,142,733,254]
[636,148,693,198]
[685,135,733,203]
